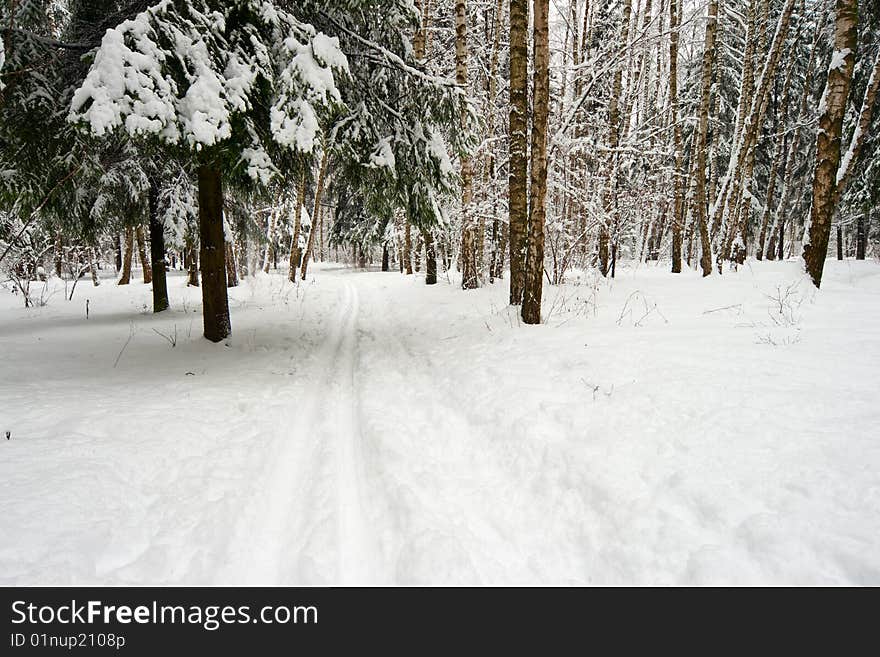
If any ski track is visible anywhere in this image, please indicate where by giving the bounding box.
[228,277,382,584]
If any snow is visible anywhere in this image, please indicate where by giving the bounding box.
[0,34,5,90]
[70,1,347,163]
[1,260,879,585]
[829,48,852,72]
[369,136,396,172]
[427,128,455,176]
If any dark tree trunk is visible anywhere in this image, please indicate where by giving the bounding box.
[115,234,122,271]
[54,232,63,278]
[422,227,437,285]
[186,237,199,287]
[148,180,169,313]
[508,0,528,303]
[837,225,844,260]
[404,221,413,274]
[382,243,390,271]
[198,164,231,342]
[856,207,867,260]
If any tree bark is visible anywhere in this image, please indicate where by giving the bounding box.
[54,232,63,278]
[301,149,329,281]
[456,0,478,290]
[148,179,169,312]
[197,164,231,342]
[262,207,277,274]
[689,0,717,276]
[404,220,413,274]
[422,227,437,285]
[508,0,528,303]
[522,0,549,324]
[118,226,133,285]
[226,242,239,287]
[804,0,857,288]
[289,172,305,282]
[135,225,152,284]
[669,0,684,273]
[89,247,100,287]
[186,235,199,287]
[856,205,867,260]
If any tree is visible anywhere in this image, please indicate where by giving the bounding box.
[69,0,348,341]
[804,0,858,287]
[508,0,528,304]
[456,0,478,290]
[522,0,549,324]
[147,176,169,312]
[668,0,683,273]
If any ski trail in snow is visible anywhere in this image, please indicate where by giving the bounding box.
[332,280,381,583]
[226,277,381,584]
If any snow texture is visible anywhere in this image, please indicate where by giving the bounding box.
[1,260,879,585]
[829,48,852,72]
[69,1,347,166]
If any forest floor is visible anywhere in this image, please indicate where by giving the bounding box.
[1,258,879,585]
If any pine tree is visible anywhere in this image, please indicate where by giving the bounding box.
[69,0,348,341]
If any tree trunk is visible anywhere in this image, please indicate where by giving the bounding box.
[226,242,239,287]
[382,243,390,271]
[404,220,413,274]
[689,0,717,276]
[197,164,231,342]
[289,172,306,282]
[135,225,152,284]
[508,0,528,303]
[115,234,122,271]
[422,227,437,285]
[522,0,549,324]
[186,236,199,287]
[54,232,63,278]
[856,204,867,260]
[89,247,100,287]
[484,0,505,283]
[118,226,133,285]
[669,0,683,273]
[148,179,169,312]
[301,148,329,281]
[456,0,478,290]
[262,208,276,274]
[804,0,857,288]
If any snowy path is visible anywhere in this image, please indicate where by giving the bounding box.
[226,278,382,584]
[2,260,880,584]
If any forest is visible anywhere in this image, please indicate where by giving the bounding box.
[1,0,879,586]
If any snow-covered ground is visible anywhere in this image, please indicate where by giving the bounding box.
[1,259,879,585]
